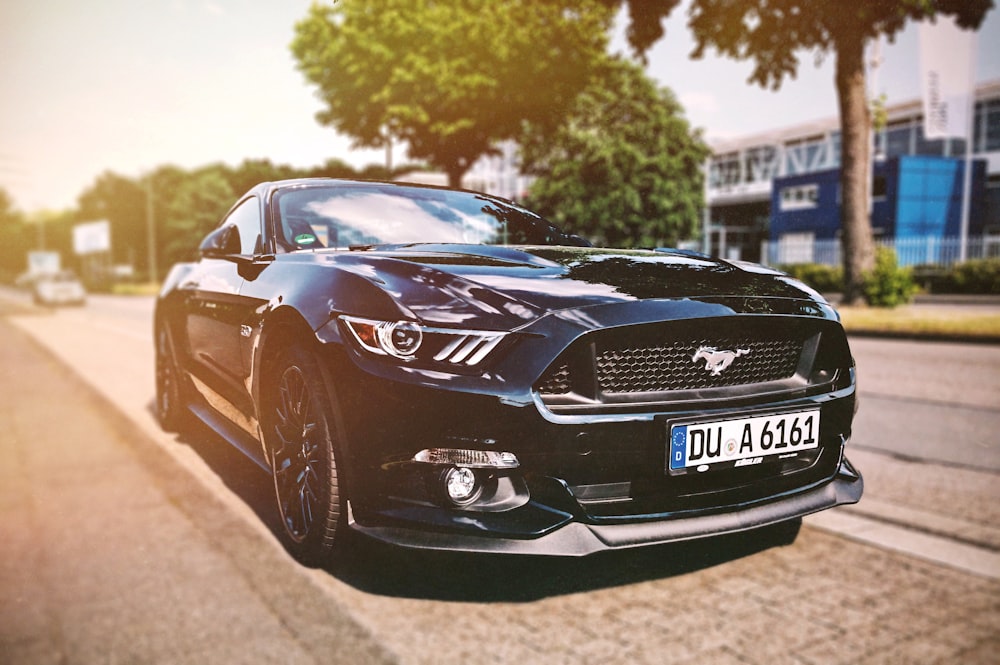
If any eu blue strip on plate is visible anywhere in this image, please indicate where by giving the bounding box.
[670,425,687,470]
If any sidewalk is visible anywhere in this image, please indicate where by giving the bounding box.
[0,317,396,665]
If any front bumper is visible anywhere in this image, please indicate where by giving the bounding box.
[323,303,862,557]
[350,457,862,556]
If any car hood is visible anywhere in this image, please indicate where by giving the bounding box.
[326,244,827,328]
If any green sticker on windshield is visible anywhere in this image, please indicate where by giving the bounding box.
[294,233,317,245]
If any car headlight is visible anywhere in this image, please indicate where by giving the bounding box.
[342,317,423,358]
[341,316,508,366]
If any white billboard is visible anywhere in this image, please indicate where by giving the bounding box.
[73,220,111,255]
[27,251,60,276]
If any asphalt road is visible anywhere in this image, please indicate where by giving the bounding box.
[849,336,1000,471]
[2,291,999,664]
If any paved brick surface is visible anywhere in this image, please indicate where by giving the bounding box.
[2,298,999,664]
[320,523,999,665]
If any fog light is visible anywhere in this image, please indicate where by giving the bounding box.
[443,466,480,505]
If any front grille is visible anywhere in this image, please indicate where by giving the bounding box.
[596,337,801,393]
[534,316,850,411]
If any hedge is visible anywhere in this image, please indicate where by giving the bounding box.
[779,257,1000,296]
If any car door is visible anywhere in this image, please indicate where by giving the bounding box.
[181,196,265,431]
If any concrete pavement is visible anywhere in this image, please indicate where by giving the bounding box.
[0,315,396,665]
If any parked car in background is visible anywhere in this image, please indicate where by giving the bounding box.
[154,178,862,564]
[32,271,86,306]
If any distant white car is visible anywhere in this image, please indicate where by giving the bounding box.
[33,271,86,306]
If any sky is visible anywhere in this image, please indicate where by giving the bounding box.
[2,0,999,213]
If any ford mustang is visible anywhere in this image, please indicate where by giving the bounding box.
[154,178,862,564]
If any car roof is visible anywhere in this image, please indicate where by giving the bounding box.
[250,177,511,204]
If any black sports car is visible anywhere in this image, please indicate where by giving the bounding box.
[154,178,862,563]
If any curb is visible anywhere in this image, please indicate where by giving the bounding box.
[845,328,1000,345]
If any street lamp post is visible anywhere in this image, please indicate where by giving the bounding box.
[146,175,158,284]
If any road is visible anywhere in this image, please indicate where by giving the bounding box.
[850,336,1000,471]
[2,290,999,664]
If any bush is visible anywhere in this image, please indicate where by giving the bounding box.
[863,247,918,308]
[776,263,844,293]
[912,258,1000,294]
[946,258,1000,294]
[778,254,1000,297]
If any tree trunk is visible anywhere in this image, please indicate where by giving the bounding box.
[835,32,877,305]
[446,163,467,190]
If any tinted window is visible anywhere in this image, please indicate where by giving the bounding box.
[225,197,262,254]
[273,184,581,251]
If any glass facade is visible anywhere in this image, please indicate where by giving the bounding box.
[706,84,1000,263]
[709,152,742,188]
[711,92,1000,187]
[977,99,1000,152]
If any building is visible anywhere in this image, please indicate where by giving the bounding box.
[706,79,1000,264]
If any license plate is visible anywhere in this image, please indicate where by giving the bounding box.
[668,409,820,472]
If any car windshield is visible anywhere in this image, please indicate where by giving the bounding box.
[273,183,581,251]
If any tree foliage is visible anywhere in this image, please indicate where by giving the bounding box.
[161,169,235,268]
[290,0,614,187]
[0,188,31,281]
[604,0,992,304]
[609,1,991,81]
[521,58,708,247]
[77,172,148,270]
[0,195,79,283]
[0,158,401,284]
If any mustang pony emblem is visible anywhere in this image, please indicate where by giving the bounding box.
[692,346,750,376]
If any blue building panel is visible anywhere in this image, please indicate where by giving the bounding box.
[771,156,987,264]
[893,156,987,241]
[769,170,841,240]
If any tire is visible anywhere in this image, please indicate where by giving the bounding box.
[155,323,188,432]
[262,344,347,565]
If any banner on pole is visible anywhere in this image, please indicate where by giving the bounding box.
[919,16,976,140]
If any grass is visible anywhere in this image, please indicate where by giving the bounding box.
[837,305,1000,341]
[110,282,162,297]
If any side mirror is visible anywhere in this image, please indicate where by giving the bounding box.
[199,225,241,258]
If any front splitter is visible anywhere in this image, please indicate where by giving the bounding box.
[349,460,864,557]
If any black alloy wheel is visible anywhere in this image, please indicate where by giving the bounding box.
[266,345,345,564]
[155,324,186,432]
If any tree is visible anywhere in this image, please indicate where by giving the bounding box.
[77,172,148,273]
[291,0,614,188]
[70,158,400,282]
[521,57,708,247]
[161,169,236,268]
[25,208,77,274]
[0,188,30,281]
[605,0,992,304]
